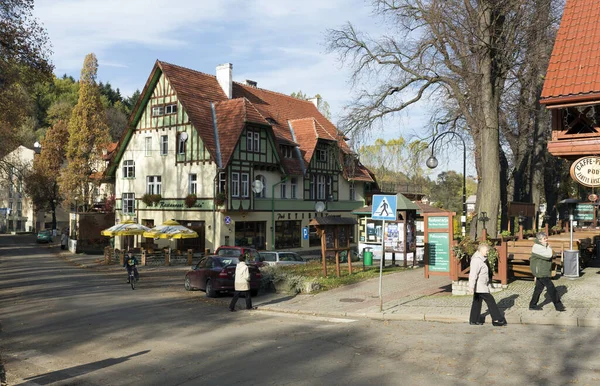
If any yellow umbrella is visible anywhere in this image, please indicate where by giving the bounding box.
[101,220,151,236]
[142,220,199,239]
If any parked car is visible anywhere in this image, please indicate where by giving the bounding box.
[215,246,260,262]
[36,229,53,243]
[184,255,261,297]
[259,251,306,266]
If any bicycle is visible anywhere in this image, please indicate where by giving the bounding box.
[128,269,137,290]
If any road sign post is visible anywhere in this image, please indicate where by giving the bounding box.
[372,195,398,312]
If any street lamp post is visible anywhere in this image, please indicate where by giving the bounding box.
[426,131,467,236]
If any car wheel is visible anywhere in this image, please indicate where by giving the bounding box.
[184,276,192,291]
[250,289,258,297]
[206,279,217,298]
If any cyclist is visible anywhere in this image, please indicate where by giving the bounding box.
[123,251,140,283]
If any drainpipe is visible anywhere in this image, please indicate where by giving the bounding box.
[271,176,288,250]
[212,171,221,251]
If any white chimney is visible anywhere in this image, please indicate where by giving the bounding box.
[309,96,321,108]
[216,63,233,99]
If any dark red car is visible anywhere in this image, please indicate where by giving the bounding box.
[184,255,261,297]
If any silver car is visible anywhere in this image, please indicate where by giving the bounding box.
[259,251,306,266]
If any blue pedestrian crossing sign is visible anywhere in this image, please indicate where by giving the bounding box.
[371,195,397,221]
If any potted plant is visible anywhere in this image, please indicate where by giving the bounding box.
[185,194,198,208]
[142,194,162,207]
[452,237,499,268]
[215,192,227,206]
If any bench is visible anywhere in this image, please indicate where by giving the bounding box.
[506,241,563,278]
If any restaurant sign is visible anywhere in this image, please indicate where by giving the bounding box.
[570,156,600,187]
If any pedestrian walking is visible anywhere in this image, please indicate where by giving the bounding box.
[229,253,256,312]
[529,232,566,312]
[468,243,507,326]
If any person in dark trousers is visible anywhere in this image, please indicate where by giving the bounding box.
[229,254,255,311]
[123,251,139,283]
[468,243,507,326]
[529,232,566,312]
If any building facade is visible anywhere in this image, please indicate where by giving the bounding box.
[107,61,375,252]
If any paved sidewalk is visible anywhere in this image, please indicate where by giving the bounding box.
[56,246,600,327]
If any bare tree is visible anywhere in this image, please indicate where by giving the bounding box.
[327,0,561,237]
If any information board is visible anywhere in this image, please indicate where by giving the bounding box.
[575,204,595,221]
[427,216,449,229]
[428,233,450,272]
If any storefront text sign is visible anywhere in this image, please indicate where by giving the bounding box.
[570,156,600,187]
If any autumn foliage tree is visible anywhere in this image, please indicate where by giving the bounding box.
[59,53,111,210]
[24,120,69,230]
[0,0,53,157]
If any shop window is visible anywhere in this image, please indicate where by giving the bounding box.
[275,220,301,248]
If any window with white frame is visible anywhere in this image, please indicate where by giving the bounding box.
[122,160,135,178]
[160,135,168,156]
[8,183,13,198]
[152,106,164,117]
[165,103,177,114]
[280,145,293,158]
[145,137,152,156]
[231,173,240,197]
[246,130,260,152]
[218,172,227,193]
[349,182,356,200]
[17,201,22,217]
[146,176,162,195]
[326,176,333,200]
[291,177,298,199]
[316,174,326,200]
[280,178,287,198]
[241,173,249,198]
[189,174,197,195]
[178,133,187,155]
[122,193,135,214]
[254,175,266,198]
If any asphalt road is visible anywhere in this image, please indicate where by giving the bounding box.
[3,234,600,386]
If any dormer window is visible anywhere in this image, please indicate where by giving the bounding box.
[317,149,327,162]
[266,117,277,125]
[280,145,293,158]
[246,130,260,152]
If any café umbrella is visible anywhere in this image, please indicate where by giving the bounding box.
[143,220,199,256]
[100,220,151,250]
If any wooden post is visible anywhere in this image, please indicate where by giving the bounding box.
[165,248,170,266]
[335,251,341,277]
[141,249,146,266]
[347,248,353,274]
[481,228,487,241]
[545,223,549,236]
[497,242,508,285]
[320,228,327,277]
[519,225,524,240]
[119,250,125,266]
[187,249,193,265]
[402,211,408,268]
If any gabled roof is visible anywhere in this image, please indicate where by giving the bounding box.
[110,60,371,181]
[541,0,600,106]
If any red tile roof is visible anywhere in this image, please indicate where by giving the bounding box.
[116,60,372,182]
[541,0,600,105]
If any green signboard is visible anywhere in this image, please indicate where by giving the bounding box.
[428,216,449,229]
[428,232,450,272]
[575,204,595,221]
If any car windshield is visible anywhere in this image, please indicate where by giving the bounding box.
[217,249,241,257]
[259,252,276,262]
[215,257,239,267]
[39,230,51,235]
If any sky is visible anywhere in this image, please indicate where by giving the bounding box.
[33,0,471,175]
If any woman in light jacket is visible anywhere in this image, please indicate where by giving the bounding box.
[229,254,255,311]
[468,244,507,326]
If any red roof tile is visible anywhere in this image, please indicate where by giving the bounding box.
[541,0,600,105]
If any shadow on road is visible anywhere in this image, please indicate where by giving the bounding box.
[22,350,150,385]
